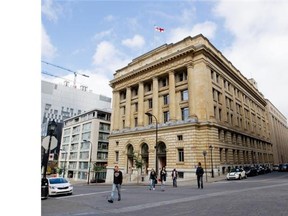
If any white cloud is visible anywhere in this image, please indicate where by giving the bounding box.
[122,35,145,49]
[92,41,130,76]
[104,15,115,22]
[214,0,288,117]
[41,24,57,59]
[41,0,61,22]
[168,21,217,43]
[76,70,113,98]
[93,29,113,41]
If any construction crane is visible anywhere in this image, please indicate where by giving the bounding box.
[42,70,72,86]
[41,60,89,88]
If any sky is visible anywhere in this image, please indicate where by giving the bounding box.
[41,0,288,118]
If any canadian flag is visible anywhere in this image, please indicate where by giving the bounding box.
[155,26,165,32]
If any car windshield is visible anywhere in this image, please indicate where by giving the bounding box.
[231,168,240,172]
[49,178,68,184]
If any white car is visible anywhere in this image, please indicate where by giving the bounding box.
[48,177,73,196]
[226,168,247,180]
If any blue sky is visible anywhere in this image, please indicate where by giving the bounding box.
[41,0,288,118]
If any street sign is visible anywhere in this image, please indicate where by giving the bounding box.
[42,136,58,150]
[49,153,54,161]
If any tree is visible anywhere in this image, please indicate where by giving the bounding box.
[133,152,143,184]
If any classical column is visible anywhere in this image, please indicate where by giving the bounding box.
[169,71,176,121]
[187,63,195,118]
[138,82,144,126]
[112,90,120,130]
[152,77,159,122]
[125,86,131,128]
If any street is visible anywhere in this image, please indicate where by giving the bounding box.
[42,172,288,216]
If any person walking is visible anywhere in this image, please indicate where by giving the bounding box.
[196,162,204,189]
[160,166,167,191]
[171,168,178,187]
[149,168,157,190]
[108,165,123,203]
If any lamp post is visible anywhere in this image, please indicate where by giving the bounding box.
[209,145,214,178]
[83,139,93,185]
[202,150,208,182]
[145,112,158,175]
[41,120,57,199]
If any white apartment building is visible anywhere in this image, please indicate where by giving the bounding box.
[59,108,111,182]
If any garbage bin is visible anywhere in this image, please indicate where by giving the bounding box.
[41,178,49,200]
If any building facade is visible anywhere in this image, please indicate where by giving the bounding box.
[58,108,111,182]
[41,80,112,136]
[266,99,288,164]
[41,80,111,169]
[106,34,274,183]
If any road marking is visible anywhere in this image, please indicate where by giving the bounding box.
[55,190,126,199]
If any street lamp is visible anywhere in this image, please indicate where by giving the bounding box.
[41,120,57,199]
[83,139,93,185]
[202,150,208,182]
[60,149,67,178]
[145,112,158,175]
[209,145,214,178]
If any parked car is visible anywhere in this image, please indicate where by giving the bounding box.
[256,165,266,175]
[279,164,288,172]
[244,166,258,177]
[226,168,247,180]
[48,177,73,196]
[272,165,279,171]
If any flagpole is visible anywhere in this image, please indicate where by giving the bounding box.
[153,24,156,48]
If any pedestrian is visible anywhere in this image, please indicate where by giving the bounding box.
[196,162,204,189]
[149,168,157,190]
[108,165,123,203]
[160,166,167,191]
[171,168,178,187]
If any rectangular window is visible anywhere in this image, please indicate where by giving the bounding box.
[181,90,188,101]
[163,94,169,105]
[148,99,153,109]
[177,135,183,141]
[164,111,170,123]
[134,117,138,127]
[148,115,152,124]
[159,77,168,88]
[178,148,184,162]
[120,90,126,100]
[115,151,119,162]
[145,83,152,92]
[181,107,189,120]
[135,103,138,112]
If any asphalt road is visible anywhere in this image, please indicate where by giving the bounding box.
[42,172,288,216]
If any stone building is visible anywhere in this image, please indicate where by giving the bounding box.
[106,34,273,183]
[266,99,288,164]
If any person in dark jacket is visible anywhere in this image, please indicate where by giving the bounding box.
[171,168,178,187]
[108,165,123,203]
[149,168,157,190]
[160,166,167,191]
[196,162,204,189]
